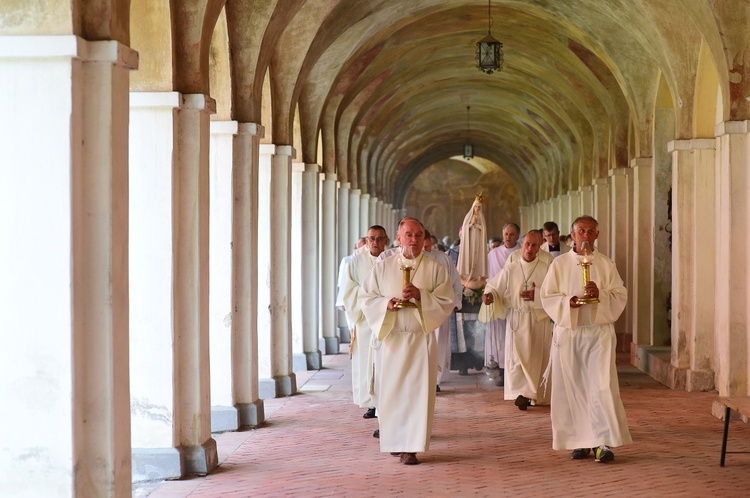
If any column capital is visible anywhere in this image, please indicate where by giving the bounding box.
[273,145,296,159]
[350,188,361,195]
[667,138,716,152]
[630,157,652,168]
[181,93,217,114]
[324,173,337,182]
[595,177,608,186]
[715,120,750,136]
[304,163,320,174]
[237,122,264,138]
[0,36,138,69]
[360,193,370,200]
[609,167,630,177]
[339,181,351,189]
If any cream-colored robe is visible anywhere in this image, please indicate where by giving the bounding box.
[360,252,454,453]
[341,250,378,409]
[540,249,632,450]
[480,256,551,404]
[484,243,520,366]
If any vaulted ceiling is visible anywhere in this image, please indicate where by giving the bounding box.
[122,0,747,208]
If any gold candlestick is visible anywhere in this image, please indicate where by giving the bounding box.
[393,247,418,309]
[576,241,599,305]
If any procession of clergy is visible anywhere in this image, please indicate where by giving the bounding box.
[339,194,631,466]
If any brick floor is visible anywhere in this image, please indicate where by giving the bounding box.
[141,347,750,497]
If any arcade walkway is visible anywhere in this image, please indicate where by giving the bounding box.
[139,349,750,497]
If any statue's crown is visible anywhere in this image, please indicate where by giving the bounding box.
[475,192,484,204]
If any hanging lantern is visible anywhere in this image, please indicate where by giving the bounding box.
[476,0,504,75]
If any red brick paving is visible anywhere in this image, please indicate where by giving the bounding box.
[142,348,750,497]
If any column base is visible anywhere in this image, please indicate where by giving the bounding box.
[237,400,265,428]
[305,350,322,370]
[323,336,340,355]
[632,345,715,391]
[686,368,715,392]
[258,378,276,399]
[274,373,297,397]
[131,447,181,482]
[293,352,308,372]
[178,437,218,476]
[338,325,351,343]
[210,405,239,433]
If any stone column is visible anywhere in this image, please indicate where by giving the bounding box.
[567,190,581,231]
[0,35,137,496]
[350,188,362,245]
[302,164,322,369]
[321,174,339,354]
[231,123,265,426]
[290,161,308,373]
[670,138,716,391]
[208,120,238,432]
[172,93,217,475]
[715,121,750,396]
[336,182,351,342]
[269,146,297,397]
[580,185,594,219]
[376,200,384,228]
[559,192,571,230]
[609,167,633,351]
[360,193,370,235]
[519,206,532,233]
[593,178,610,256]
[369,195,378,226]
[129,91,182,482]
[630,158,654,350]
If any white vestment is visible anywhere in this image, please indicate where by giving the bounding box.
[341,250,379,409]
[480,256,552,403]
[360,252,454,453]
[484,243,520,366]
[540,250,632,450]
[428,250,463,384]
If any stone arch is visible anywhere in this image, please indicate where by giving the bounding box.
[693,39,722,137]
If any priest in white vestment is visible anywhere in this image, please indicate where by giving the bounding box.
[541,221,571,259]
[342,226,389,419]
[360,218,454,465]
[484,223,520,379]
[480,231,552,410]
[540,215,632,463]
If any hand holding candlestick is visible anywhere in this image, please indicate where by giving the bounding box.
[393,245,419,309]
[575,241,599,305]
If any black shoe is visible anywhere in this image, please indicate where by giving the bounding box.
[436,385,441,392]
[373,429,379,438]
[514,395,530,411]
[594,446,615,463]
[400,452,419,465]
[363,408,377,419]
[571,448,591,459]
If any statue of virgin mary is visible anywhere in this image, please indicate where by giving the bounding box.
[456,193,488,290]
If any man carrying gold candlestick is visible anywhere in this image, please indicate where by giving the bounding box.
[360,218,454,465]
[540,215,632,463]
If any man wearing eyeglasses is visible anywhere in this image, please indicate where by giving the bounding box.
[342,226,390,421]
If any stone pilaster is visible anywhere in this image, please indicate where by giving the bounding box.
[593,178,610,256]
[302,164,322,369]
[321,174,339,354]
[579,185,594,219]
[609,167,633,352]
[231,123,265,426]
[269,145,297,397]
[369,195,378,227]
[519,206,532,233]
[630,158,654,350]
[172,93,218,475]
[715,121,750,396]
[360,193,371,236]
[336,182,351,343]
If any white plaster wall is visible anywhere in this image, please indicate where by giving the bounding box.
[209,122,236,406]
[0,48,75,497]
[129,92,178,448]
[290,163,305,356]
[257,144,275,378]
